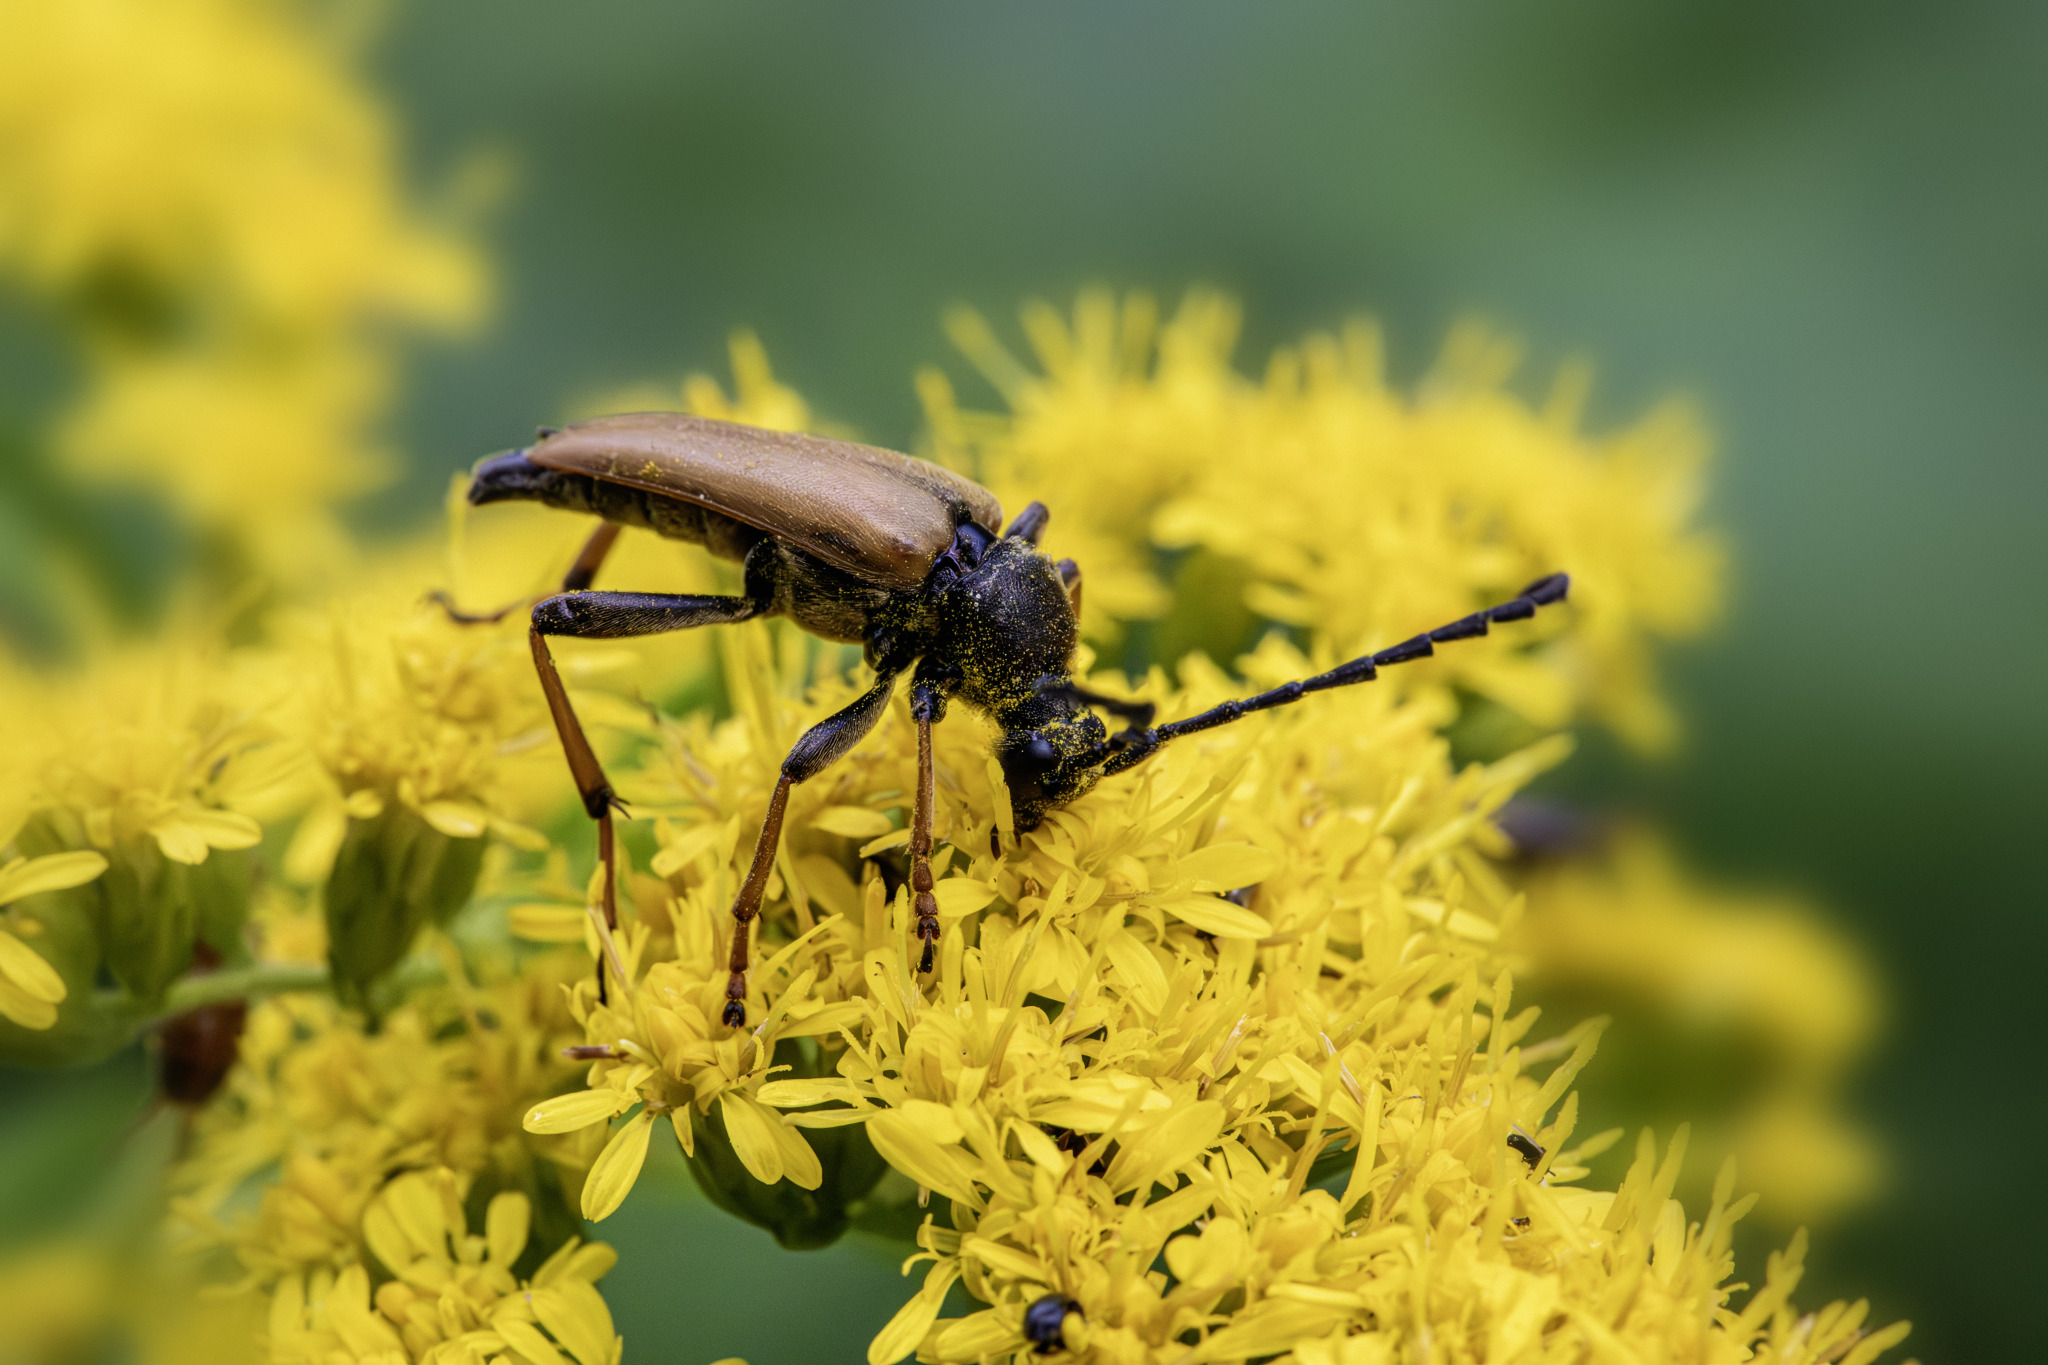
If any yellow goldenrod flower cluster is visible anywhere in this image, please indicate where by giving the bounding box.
[0,0,487,581]
[518,601,1904,1363]
[171,945,598,1292]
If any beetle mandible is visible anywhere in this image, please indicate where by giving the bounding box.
[446,413,1568,1026]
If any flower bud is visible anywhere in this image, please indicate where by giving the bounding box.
[682,1102,891,1250]
[323,802,485,1004]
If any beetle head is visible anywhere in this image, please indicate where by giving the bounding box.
[995,696,1109,831]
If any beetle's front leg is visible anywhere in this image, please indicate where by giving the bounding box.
[907,664,960,975]
[723,667,904,1027]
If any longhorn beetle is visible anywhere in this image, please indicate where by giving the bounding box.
[447,413,1567,1027]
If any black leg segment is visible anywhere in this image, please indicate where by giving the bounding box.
[532,590,766,640]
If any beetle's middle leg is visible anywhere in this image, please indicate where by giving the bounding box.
[528,587,770,1001]
[723,668,903,1027]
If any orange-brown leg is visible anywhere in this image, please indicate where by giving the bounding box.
[910,712,940,974]
[904,671,957,975]
[1057,558,1082,620]
[529,626,625,1001]
[723,775,792,1027]
[721,668,904,1027]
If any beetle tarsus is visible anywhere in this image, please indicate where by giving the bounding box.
[426,589,521,626]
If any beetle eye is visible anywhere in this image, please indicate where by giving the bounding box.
[1022,736,1058,770]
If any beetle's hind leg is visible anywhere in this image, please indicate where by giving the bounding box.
[528,586,769,1002]
[433,521,623,624]
[722,668,905,1027]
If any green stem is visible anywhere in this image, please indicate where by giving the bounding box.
[160,961,330,1014]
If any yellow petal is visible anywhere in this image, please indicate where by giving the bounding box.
[486,1191,530,1267]
[771,1117,824,1191]
[283,802,347,885]
[0,929,67,1004]
[650,817,736,877]
[510,904,590,943]
[931,878,998,920]
[531,1278,620,1365]
[359,1196,415,1278]
[868,1262,960,1365]
[755,1078,862,1108]
[150,807,261,864]
[381,1171,450,1264]
[0,976,59,1030]
[581,1110,654,1221]
[524,1089,626,1135]
[421,800,490,838]
[564,1240,619,1284]
[0,851,107,904]
[490,816,553,851]
[935,1307,1025,1359]
[984,757,1015,839]
[1178,842,1281,891]
[866,1110,979,1206]
[496,1318,572,1365]
[1161,894,1272,939]
[325,1265,405,1358]
[857,827,911,858]
[1103,929,1168,1015]
[269,1274,306,1340]
[150,820,210,866]
[718,1092,785,1186]
[810,805,894,839]
[896,1099,965,1145]
[1106,1099,1226,1195]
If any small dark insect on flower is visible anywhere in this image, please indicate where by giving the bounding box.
[1025,1294,1082,1355]
[1507,1131,1546,1169]
[157,944,246,1107]
[158,999,247,1105]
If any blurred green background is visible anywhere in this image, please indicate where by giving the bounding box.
[5,2,2043,1360]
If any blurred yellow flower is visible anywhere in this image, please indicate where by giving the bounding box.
[173,957,595,1291]
[0,0,488,582]
[1514,833,1885,1222]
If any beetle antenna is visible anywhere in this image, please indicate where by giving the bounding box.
[1097,574,1569,776]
